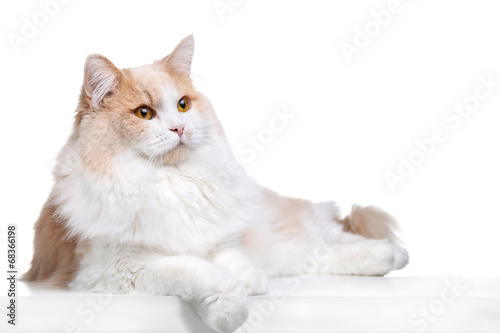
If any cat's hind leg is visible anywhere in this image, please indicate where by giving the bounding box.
[314,201,409,271]
[302,238,401,276]
[337,232,409,271]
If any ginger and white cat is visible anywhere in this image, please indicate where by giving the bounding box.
[24,35,409,333]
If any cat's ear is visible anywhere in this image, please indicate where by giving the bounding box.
[83,54,122,109]
[161,35,194,78]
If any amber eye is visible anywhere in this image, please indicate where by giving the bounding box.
[177,97,190,112]
[134,106,154,120]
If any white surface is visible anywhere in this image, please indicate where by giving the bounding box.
[2,276,496,333]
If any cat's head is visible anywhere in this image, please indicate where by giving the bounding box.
[74,35,224,171]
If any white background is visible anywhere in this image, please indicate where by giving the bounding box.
[0,0,499,279]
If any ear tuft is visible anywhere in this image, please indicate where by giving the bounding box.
[163,35,195,77]
[84,54,121,109]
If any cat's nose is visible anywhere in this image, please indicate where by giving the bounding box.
[169,125,184,138]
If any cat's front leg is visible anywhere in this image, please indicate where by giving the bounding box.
[137,255,249,333]
[72,252,248,333]
[213,247,269,296]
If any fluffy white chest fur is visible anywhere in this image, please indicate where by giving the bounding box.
[54,141,264,257]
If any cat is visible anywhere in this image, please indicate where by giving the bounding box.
[23,35,409,333]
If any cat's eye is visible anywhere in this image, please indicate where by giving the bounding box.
[177,97,190,113]
[134,106,154,120]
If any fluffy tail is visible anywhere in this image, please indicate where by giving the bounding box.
[339,204,401,244]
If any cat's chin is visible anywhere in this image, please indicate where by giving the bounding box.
[160,143,190,166]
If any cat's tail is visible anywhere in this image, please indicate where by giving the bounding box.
[338,204,402,245]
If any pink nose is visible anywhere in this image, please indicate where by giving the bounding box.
[169,125,184,138]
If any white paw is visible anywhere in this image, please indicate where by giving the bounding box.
[393,245,409,270]
[195,279,249,333]
[232,265,269,296]
[364,240,396,276]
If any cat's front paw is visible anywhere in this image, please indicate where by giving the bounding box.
[195,279,249,333]
[232,265,269,296]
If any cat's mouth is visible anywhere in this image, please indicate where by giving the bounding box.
[161,142,190,165]
[164,134,187,152]
[174,139,186,149]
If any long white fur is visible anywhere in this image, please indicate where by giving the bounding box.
[48,37,409,333]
